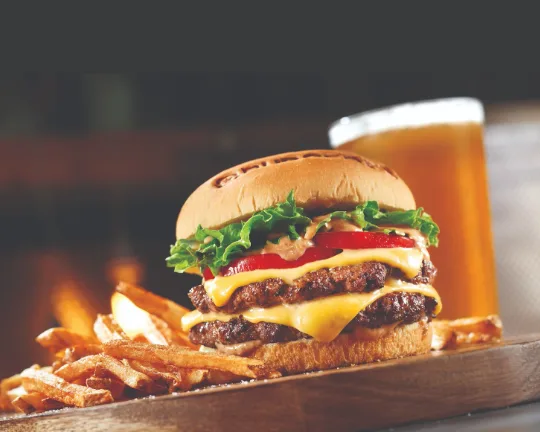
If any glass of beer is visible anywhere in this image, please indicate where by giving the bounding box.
[328,98,498,319]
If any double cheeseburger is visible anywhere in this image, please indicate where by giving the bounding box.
[167,150,442,374]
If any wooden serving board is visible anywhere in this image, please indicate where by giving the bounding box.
[2,334,540,432]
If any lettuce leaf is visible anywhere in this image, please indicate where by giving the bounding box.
[166,191,310,275]
[166,192,440,276]
[322,201,439,247]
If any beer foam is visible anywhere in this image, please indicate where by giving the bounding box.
[328,97,484,147]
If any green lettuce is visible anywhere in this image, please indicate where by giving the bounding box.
[166,191,310,276]
[166,192,440,276]
[323,201,439,247]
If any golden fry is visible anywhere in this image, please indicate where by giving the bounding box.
[147,314,198,348]
[61,344,103,364]
[0,374,22,411]
[35,328,98,352]
[11,392,64,414]
[21,367,113,408]
[125,360,182,392]
[11,395,35,414]
[86,377,125,400]
[181,369,208,388]
[94,315,129,343]
[93,355,157,393]
[116,282,189,331]
[103,340,275,380]
[432,315,503,350]
[55,355,100,382]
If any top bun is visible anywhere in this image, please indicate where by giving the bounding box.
[176,149,415,239]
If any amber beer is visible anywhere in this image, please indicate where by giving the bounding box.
[329,98,498,319]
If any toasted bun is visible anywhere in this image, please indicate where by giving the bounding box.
[176,149,416,239]
[249,320,432,375]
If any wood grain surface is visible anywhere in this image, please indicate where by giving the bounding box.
[2,335,540,432]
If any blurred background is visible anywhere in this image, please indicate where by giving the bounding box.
[1,72,540,377]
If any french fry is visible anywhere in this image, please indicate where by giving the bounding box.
[11,392,64,414]
[206,370,244,386]
[148,314,197,348]
[55,354,156,393]
[55,355,100,382]
[147,315,199,349]
[61,344,103,364]
[0,374,22,411]
[36,328,98,352]
[1,281,284,414]
[6,385,27,402]
[93,355,157,393]
[432,315,503,350]
[11,394,36,414]
[181,369,209,389]
[21,367,113,408]
[86,377,125,400]
[135,317,169,346]
[94,314,129,343]
[116,282,189,331]
[175,331,199,350]
[103,340,277,380]
[125,360,182,392]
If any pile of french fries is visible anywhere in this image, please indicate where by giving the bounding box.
[431,315,503,350]
[0,280,504,415]
[0,282,279,415]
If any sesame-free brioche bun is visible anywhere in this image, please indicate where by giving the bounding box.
[249,320,432,375]
[176,150,416,239]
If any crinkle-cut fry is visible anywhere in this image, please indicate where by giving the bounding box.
[94,314,129,343]
[54,355,100,382]
[86,376,125,400]
[116,282,189,331]
[432,315,503,350]
[21,367,113,408]
[61,344,103,364]
[103,340,277,380]
[0,373,22,411]
[35,328,98,352]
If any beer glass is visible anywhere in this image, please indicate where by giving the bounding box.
[328,98,498,319]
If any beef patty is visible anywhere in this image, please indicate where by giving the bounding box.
[189,260,437,315]
[189,292,438,347]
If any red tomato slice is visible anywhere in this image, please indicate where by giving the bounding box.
[314,231,415,249]
[203,247,338,280]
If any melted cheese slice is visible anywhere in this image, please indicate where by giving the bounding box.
[205,247,424,307]
[182,279,441,342]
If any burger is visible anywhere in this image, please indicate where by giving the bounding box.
[166,149,442,375]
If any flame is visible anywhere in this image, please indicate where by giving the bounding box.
[106,257,144,285]
[110,292,152,338]
[51,281,98,337]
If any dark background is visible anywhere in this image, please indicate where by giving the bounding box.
[0,72,538,376]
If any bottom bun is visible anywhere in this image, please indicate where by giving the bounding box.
[249,320,432,375]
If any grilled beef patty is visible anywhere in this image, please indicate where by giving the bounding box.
[189,292,438,347]
[189,260,437,315]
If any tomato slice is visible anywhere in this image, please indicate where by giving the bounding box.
[203,246,338,280]
[314,231,415,249]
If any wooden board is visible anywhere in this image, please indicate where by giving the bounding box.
[2,334,540,432]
